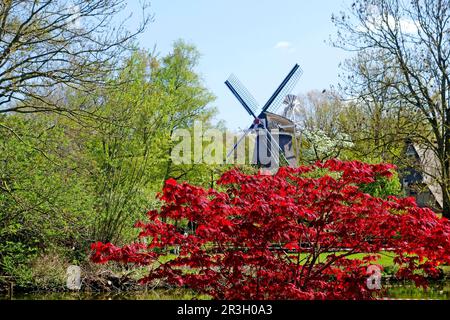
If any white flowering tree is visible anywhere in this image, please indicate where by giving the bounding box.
[301,128,354,162]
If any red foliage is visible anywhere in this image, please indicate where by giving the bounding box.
[91,160,450,299]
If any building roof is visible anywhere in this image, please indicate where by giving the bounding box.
[264,112,296,133]
[410,144,443,208]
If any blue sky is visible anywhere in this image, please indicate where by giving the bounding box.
[125,0,352,130]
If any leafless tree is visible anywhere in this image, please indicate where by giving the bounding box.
[333,0,450,218]
[0,0,151,116]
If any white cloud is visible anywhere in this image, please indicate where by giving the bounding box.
[274,41,296,53]
[69,5,82,29]
[399,18,417,33]
[358,6,418,34]
[274,41,292,50]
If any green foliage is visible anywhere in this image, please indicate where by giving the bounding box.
[0,241,36,285]
[83,41,216,243]
[359,171,402,198]
[0,38,420,291]
[0,41,219,286]
[0,115,95,284]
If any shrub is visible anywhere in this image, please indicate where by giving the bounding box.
[28,253,68,291]
[91,160,450,299]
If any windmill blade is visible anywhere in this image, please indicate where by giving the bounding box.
[226,125,254,159]
[225,74,260,118]
[260,64,303,115]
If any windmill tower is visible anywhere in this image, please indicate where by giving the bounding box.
[225,64,302,169]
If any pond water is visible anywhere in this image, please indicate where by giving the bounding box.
[1,289,203,300]
[386,281,450,300]
[1,281,449,300]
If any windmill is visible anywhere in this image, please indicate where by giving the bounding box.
[225,64,303,168]
[282,94,301,122]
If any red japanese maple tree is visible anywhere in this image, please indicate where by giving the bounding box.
[91,160,450,299]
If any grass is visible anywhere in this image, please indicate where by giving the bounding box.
[153,250,450,277]
[344,252,395,266]
[285,251,395,266]
[155,251,397,265]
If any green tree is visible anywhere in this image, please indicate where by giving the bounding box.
[0,114,94,282]
[84,42,216,243]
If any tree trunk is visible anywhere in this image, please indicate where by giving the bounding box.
[442,106,450,219]
[442,154,450,219]
[441,188,450,218]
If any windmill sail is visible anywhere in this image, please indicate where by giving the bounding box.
[260,64,303,115]
[224,64,303,169]
[225,74,260,118]
[282,94,301,120]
